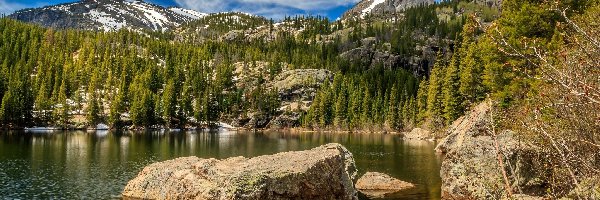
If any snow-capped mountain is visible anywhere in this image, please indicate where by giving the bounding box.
[341,0,434,20]
[9,0,207,32]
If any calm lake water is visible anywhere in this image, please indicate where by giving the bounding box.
[0,131,442,199]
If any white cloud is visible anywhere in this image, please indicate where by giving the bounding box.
[0,0,28,15]
[173,0,361,19]
[0,0,49,15]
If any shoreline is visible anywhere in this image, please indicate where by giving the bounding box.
[2,126,441,142]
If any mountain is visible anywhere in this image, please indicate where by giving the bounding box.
[8,0,206,32]
[341,0,435,20]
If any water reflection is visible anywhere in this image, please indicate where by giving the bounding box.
[0,131,441,199]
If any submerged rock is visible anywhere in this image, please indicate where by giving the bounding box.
[402,128,433,140]
[355,172,415,198]
[122,143,358,200]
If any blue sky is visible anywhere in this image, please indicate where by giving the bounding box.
[0,0,360,20]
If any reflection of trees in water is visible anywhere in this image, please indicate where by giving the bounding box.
[0,131,443,199]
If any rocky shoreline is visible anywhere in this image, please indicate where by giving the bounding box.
[119,101,597,200]
[122,143,420,200]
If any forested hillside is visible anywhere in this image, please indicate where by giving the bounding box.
[0,0,597,140]
[0,0,478,130]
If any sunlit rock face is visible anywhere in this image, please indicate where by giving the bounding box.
[122,143,358,200]
[340,0,435,20]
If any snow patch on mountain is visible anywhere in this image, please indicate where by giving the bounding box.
[10,0,210,32]
[361,0,385,18]
[87,10,127,31]
[169,7,207,20]
[129,1,173,31]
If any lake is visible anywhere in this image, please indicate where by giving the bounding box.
[0,131,442,199]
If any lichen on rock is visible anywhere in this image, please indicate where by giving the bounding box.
[122,143,358,200]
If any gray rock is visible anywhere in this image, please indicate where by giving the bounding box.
[339,46,435,77]
[355,172,415,198]
[245,113,271,129]
[566,177,600,199]
[436,101,548,199]
[122,143,358,200]
[269,69,333,109]
[269,69,333,92]
[361,37,378,48]
[402,128,432,140]
[269,112,301,129]
[340,0,435,20]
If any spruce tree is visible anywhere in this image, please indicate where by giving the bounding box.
[334,89,347,128]
[426,54,445,120]
[416,80,428,123]
[53,79,69,127]
[386,85,400,130]
[86,71,101,126]
[443,52,463,124]
[162,80,176,127]
[459,42,484,108]
[361,87,372,125]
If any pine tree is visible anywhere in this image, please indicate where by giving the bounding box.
[361,87,372,125]
[53,78,70,127]
[386,85,400,130]
[162,80,176,127]
[426,54,445,120]
[86,71,101,126]
[108,68,129,128]
[348,89,362,128]
[318,82,333,127]
[34,76,52,124]
[459,42,484,108]
[334,89,347,128]
[416,79,428,123]
[443,52,463,123]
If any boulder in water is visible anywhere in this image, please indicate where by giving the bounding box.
[402,128,433,140]
[122,143,358,200]
[355,172,415,198]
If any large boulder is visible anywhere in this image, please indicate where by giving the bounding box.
[122,143,358,200]
[355,172,415,198]
[436,101,547,199]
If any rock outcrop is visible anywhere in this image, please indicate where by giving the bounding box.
[122,143,358,200]
[355,172,415,198]
[341,0,435,20]
[436,101,548,199]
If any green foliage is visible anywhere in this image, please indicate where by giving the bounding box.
[303,66,419,131]
[442,51,463,123]
[426,54,446,120]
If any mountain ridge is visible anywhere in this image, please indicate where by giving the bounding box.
[8,0,207,31]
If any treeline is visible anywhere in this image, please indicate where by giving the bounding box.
[303,65,419,130]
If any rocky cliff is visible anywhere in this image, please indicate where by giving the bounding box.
[341,0,435,20]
